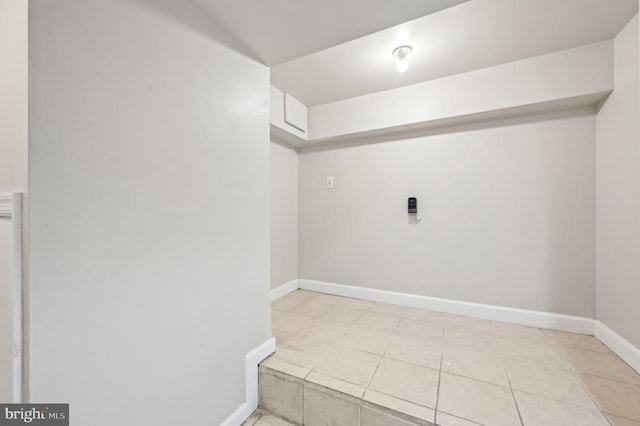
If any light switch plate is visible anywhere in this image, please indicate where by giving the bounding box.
[326,176,334,189]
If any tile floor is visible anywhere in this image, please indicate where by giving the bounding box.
[262,289,640,426]
[243,409,297,426]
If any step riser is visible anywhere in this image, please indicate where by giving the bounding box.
[258,366,435,426]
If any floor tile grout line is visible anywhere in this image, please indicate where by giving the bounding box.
[315,308,640,385]
[575,371,640,387]
[273,292,638,425]
[602,413,640,423]
[331,382,439,424]
[277,325,393,373]
[270,345,565,395]
[305,368,366,392]
[367,301,408,319]
[381,353,441,371]
[336,305,403,357]
[543,331,615,356]
[283,293,625,364]
[308,364,443,414]
[498,353,572,368]
[543,331,579,370]
[514,388,622,415]
[491,323,577,372]
[436,411,486,426]
[302,305,365,377]
[242,410,262,426]
[489,321,524,426]
[568,344,618,355]
[272,292,369,377]
[554,345,640,383]
[362,308,406,392]
[278,299,527,380]
[299,296,381,381]
[364,391,438,419]
[438,370,518,390]
[266,360,439,423]
[490,326,509,360]
[311,366,426,406]
[540,330,615,425]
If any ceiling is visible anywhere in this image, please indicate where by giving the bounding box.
[189,0,638,107]
[186,0,470,66]
[271,0,638,106]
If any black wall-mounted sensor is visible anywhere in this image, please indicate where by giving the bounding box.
[408,197,417,214]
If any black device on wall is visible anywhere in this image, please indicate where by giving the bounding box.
[408,197,417,214]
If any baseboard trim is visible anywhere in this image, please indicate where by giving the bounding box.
[268,278,639,373]
[298,279,595,335]
[220,336,276,426]
[270,279,299,301]
[595,321,640,374]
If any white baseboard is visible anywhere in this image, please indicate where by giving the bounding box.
[268,278,639,375]
[595,321,640,374]
[270,279,299,301]
[298,279,595,335]
[220,336,276,426]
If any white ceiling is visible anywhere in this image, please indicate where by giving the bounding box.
[270,0,638,106]
[186,0,470,66]
[187,0,638,107]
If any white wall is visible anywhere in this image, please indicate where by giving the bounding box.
[595,15,640,349]
[28,1,270,425]
[270,142,299,288]
[299,113,596,317]
[0,0,28,403]
[0,0,28,193]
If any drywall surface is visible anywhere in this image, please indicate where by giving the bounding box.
[270,142,299,288]
[0,0,28,193]
[299,113,595,317]
[309,41,612,141]
[28,1,270,425]
[0,0,28,403]
[595,15,640,349]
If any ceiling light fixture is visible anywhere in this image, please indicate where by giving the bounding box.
[392,45,412,73]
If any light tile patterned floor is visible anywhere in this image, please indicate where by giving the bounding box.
[265,290,640,426]
[243,409,297,426]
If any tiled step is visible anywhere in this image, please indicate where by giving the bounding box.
[243,409,298,426]
[266,290,640,425]
[258,364,435,426]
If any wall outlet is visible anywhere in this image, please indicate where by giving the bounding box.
[326,176,334,189]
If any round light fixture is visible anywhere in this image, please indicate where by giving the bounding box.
[392,45,412,73]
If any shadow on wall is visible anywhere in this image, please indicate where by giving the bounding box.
[301,106,597,154]
[542,143,595,318]
[129,0,263,64]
